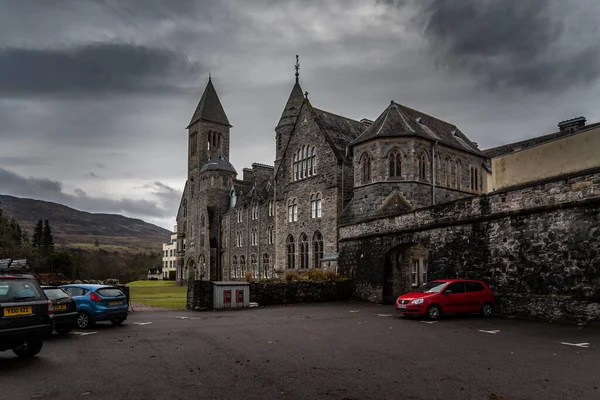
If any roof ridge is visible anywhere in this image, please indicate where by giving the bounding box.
[312,107,362,124]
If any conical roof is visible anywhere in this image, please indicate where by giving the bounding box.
[200,151,237,174]
[276,82,305,129]
[188,78,231,128]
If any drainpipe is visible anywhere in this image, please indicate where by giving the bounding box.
[228,212,231,281]
[257,198,261,278]
[431,141,438,205]
[217,214,221,281]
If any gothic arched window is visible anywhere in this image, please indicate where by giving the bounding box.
[299,233,308,269]
[286,235,295,269]
[200,214,205,228]
[312,231,323,269]
[240,255,246,276]
[250,254,258,278]
[360,152,372,184]
[262,253,270,278]
[232,255,238,279]
[287,199,298,222]
[310,193,322,218]
[293,145,316,181]
[418,151,429,181]
[388,148,402,178]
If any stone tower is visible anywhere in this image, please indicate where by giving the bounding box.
[179,77,236,283]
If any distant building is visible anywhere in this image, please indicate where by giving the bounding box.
[147,266,162,280]
[484,117,600,191]
[161,225,178,279]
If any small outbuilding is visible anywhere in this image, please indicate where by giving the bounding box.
[213,281,250,309]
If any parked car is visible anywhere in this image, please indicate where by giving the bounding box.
[0,261,54,358]
[60,284,128,329]
[396,279,495,320]
[42,286,78,335]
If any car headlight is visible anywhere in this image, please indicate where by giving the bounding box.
[410,298,424,305]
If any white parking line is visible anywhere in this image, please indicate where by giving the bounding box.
[378,314,392,317]
[176,316,189,319]
[561,342,590,348]
[349,310,360,313]
[72,331,97,336]
[479,329,500,334]
[421,321,438,324]
[133,322,152,326]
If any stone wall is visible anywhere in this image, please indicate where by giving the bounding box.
[248,280,353,305]
[187,280,213,310]
[338,169,600,321]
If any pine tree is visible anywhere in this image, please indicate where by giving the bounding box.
[43,219,54,253]
[32,220,43,248]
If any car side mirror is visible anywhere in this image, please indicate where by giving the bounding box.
[443,290,452,295]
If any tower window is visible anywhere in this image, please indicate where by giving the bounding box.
[388,149,402,178]
[360,152,372,184]
[292,145,316,182]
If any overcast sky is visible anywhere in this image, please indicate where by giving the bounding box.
[1,0,599,230]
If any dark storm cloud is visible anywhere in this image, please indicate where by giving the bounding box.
[0,43,202,97]
[385,0,600,91]
[0,167,179,220]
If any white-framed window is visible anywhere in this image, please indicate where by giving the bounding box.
[292,145,316,182]
[268,200,274,217]
[237,209,242,223]
[251,229,257,246]
[412,260,419,287]
[423,260,429,284]
[251,204,259,220]
[287,199,298,222]
[267,226,274,244]
[310,193,322,219]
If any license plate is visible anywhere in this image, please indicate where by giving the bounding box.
[109,301,122,306]
[3,306,33,316]
[397,304,406,311]
[54,304,68,311]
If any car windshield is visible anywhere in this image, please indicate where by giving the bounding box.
[417,281,448,293]
[43,288,69,301]
[0,279,44,302]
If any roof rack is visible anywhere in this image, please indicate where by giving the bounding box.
[0,258,31,274]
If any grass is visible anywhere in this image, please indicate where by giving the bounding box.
[127,280,186,310]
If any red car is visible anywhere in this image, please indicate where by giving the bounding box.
[396,279,495,320]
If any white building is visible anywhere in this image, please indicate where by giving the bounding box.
[162,225,178,280]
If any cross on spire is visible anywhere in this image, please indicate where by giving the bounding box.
[295,55,300,84]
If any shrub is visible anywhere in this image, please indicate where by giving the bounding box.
[324,270,339,281]
[308,269,327,282]
[284,270,299,281]
[244,271,254,282]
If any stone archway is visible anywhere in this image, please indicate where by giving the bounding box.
[383,244,428,304]
[186,258,196,282]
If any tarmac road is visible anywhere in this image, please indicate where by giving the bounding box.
[1,302,598,400]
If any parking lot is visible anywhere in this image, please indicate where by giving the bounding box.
[2,302,599,400]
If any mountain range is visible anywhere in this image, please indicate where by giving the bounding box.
[0,194,171,251]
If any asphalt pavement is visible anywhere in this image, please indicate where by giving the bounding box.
[1,302,599,400]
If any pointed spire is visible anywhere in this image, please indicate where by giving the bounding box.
[187,77,231,128]
[276,56,306,129]
[295,55,300,84]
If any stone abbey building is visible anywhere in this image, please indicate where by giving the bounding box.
[175,62,489,285]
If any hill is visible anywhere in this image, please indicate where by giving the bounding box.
[0,194,172,251]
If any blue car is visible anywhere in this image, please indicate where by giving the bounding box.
[59,284,128,329]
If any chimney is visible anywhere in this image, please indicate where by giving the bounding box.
[242,168,255,183]
[558,116,586,133]
[360,118,373,126]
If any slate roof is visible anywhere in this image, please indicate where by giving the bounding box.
[276,82,305,129]
[350,102,483,156]
[312,108,367,162]
[200,151,237,174]
[188,79,231,128]
[484,122,600,158]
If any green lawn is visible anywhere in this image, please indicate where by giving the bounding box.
[127,280,186,310]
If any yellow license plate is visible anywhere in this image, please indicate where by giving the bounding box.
[54,304,68,311]
[3,306,33,317]
[109,301,122,305]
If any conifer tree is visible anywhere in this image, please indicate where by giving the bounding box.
[43,219,54,253]
[32,219,43,248]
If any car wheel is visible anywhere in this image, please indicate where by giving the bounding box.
[56,327,72,335]
[13,340,43,358]
[480,302,494,317]
[77,312,92,329]
[111,318,125,326]
[427,304,441,320]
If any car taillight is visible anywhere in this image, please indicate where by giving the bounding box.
[90,292,102,302]
[47,300,54,317]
